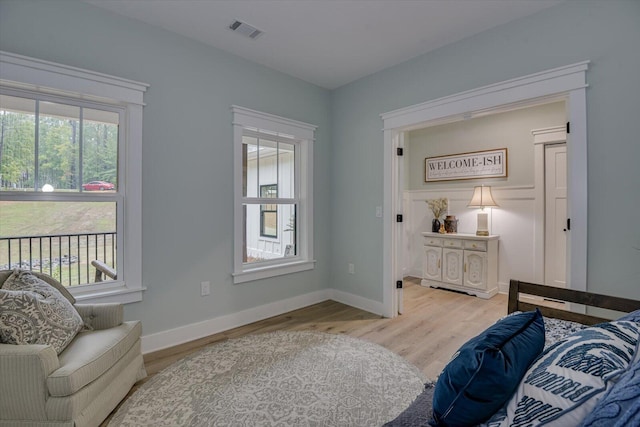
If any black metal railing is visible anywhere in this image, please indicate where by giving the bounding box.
[0,232,117,287]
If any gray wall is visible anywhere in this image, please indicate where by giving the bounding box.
[1,0,639,333]
[0,0,332,334]
[330,0,640,301]
[406,102,566,190]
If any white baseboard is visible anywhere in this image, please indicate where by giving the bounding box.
[141,288,383,354]
[328,289,384,316]
[498,281,509,294]
[406,269,422,279]
[141,289,330,354]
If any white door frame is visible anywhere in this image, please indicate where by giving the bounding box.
[381,62,589,318]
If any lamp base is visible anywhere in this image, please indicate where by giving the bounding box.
[475,212,490,236]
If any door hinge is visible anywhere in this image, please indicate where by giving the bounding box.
[396,214,403,223]
[396,147,403,156]
[396,280,403,289]
[564,218,571,231]
[566,121,571,134]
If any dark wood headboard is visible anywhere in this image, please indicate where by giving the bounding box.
[508,279,640,326]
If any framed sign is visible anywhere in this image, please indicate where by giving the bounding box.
[425,148,507,182]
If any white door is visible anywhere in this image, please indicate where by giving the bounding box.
[545,144,567,288]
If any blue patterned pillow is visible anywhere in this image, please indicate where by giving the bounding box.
[579,359,640,427]
[430,309,545,427]
[485,320,640,427]
[617,309,640,323]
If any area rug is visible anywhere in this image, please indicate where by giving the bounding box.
[109,331,426,426]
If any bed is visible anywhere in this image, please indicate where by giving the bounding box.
[507,279,640,325]
[385,279,640,427]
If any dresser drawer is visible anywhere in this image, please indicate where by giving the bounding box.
[443,239,463,249]
[464,240,487,251]
[424,237,443,247]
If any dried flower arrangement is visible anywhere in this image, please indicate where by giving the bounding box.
[426,198,448,219]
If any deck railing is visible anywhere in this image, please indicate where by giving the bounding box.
[0,232,117,287]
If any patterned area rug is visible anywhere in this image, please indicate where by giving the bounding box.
[109,331,426,426]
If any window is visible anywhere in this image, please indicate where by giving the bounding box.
[232,106,315,283]
[0,51,147,303]
[260,184,278,238]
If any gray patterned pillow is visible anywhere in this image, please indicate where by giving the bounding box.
[0,269,84,354]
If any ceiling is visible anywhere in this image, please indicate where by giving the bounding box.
[84,0,564,90]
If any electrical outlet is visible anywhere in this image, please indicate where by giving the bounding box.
[375,206,383,218]
[348,263,355,274]
[200,281,210,296]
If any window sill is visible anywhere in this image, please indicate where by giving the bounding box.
[233,259,316,284]
[71,284,145,304]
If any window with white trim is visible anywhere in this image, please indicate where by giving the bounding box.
[232,106,315,283]
[0,51,147,303]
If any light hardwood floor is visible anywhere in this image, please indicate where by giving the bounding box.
[103,277,507,425]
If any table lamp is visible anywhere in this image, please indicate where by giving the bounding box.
[467,185,498,236]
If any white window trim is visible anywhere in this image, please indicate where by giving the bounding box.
[0,50,148,304]
[232,105,316,284]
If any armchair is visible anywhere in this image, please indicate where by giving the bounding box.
[0,270,146,427]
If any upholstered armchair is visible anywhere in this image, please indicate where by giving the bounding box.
[0,270,146,427]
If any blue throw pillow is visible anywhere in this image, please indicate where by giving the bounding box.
[579,359,640,427]
[430,309,545,427]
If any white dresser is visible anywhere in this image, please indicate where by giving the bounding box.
[420,232,499,299]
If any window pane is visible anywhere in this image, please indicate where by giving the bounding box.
[278,142,295,198]
[0,200,117,287]
[257,137,278,192]
[260,184,278,238]
[243,134,296,200]
[39,101,80,191]
[244,203,296,264]
[0,97,119,193]
[82,108,119,191]
[261,210,277,237]
[0,94,36,191]
[242,135,257,197]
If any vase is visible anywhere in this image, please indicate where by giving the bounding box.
[432,218,441,233]
[444,215,458,234]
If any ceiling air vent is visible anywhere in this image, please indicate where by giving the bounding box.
[229,20,263,40]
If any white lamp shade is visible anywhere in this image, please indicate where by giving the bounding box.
[468,186,497,236]
[467,186,498,209]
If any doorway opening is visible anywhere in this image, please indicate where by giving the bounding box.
[381,62,589,317]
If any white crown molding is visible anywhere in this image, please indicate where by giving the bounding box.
[0,50,148,105]
[380,61,589,130]
[231,105,317,140]
[532,125,566,145]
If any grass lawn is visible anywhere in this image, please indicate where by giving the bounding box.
[0,201,117,286]
[0,200,115,237]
